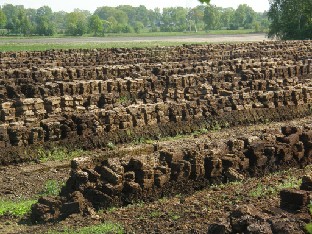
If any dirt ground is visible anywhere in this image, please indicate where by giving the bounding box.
[0,115,311,234]
[0,33,268,45]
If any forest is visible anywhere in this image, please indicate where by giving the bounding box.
[0,4,269,36]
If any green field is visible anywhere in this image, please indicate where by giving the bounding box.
[0,29,264,52]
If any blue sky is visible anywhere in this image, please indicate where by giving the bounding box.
[0,0,270,13]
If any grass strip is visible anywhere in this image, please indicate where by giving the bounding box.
[0,199,36,217]
[0,41,207,52]
[37,147,84,162]
[45,222,124,234]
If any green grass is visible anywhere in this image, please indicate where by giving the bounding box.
[306,204,312,234]
[306,223,312,234]
[107,142,116,150]
[0,41,206,52]
[45,222,124,234]
[248,176,302,198]
[149,211,162,218]
[0,179,64,218]
[0,199,37,217]
[169,212,181,221]
[37,147,84,162]
[40,180,64,196]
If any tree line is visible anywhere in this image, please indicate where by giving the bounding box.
[268,0,312,40]
[0,4,268,36]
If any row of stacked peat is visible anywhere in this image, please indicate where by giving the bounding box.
[31,124,312,222]
[1,41,312,163]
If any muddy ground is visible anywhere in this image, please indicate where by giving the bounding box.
[0,115,311,234]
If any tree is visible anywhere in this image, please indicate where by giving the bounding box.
[35,6,55,35]
[161,7,188,32]
[0,9,7,29]
[65,10,88,36]
[219,8,235,29]
[89,15,102,36]
[233,4,255,29]
[3,4,20,34]
[199,0,210,4]
[204,5,221,30]
[188,6,205,31]
[18,8,32,35]
[134,21,144,33]
[53,11,67,34]
[268,0,312,39]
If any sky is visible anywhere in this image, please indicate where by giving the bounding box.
[0,0,270,13]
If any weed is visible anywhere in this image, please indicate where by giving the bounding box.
[249,176,301,198]
[249,183,265,197]
[106,206,118,213]
[126,129,132,136]
[0,199,36,217]
[306,203,312,234]
[211,121,221,131]
[199,128,209,134]
[136,200,145,208]
[40,180,64,196]
[277,177,302,190]
[306,223,312,234]
[150,211,162,218]
[38,147,84,162]
[107,142,116,150]
[132,137,153,145]
[145,139,154,144]
[117,96,129,104]
[133,137,147,145]
[158,197,168,203]
[127,200,145,209]
[169,212,181,221]
[175,193,182,198]
[45,222,124,234]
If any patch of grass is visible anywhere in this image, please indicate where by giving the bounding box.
[40,180,64,196]
[107,142,116,150]
[132,137,147,145]
[132,136,155,145]
[306,203,312,234]
[0,41,206,52]
[249,183,266,197]
[249,176,301,198]
[211,121,222,131]
[169,212,181,221]
[127,200,145,209]
[0,199,36,217]
[150,211,162,218]
[45,222,124,234]
[117,96,131,104]
[38,147,84,162]
[306,223,312,234]
[100,206,118,214]
[158,197,168,203]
